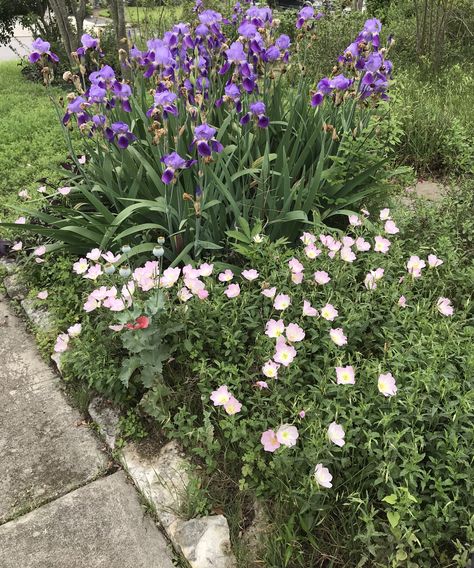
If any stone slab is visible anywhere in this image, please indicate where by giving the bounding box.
[0,297,108,523]
[0,471,176,568]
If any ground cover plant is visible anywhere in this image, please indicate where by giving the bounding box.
[18,188,470,567]
[2,3,399,263]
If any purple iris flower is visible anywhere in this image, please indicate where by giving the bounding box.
[264,45,280,62]
[226,41,247,64]
[296,6,314,29]
[77,33,101,56]
[276,34,291,50]
[192,124,223,157]
[364,53,382,73]
[161,152,196,185]
[317,78,333,95]
[246,6,272,26]
[241,101,269,128]
[88,84,107,103]
[29,37,59,64]
[238,22,257,38]
[90,65,115,87]
[111,82,132,112]
[63,96,88,125]
[67,96,86,114]
[311,92,324,107]
[147,89,178,118]
[331,74,352,90]
[199,10,222,26]
[92,114,106,128]
[195,24,209,36]
[104,122,136,149]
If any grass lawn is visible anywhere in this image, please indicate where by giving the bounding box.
[0,62,68,223]
[98,5,184,27]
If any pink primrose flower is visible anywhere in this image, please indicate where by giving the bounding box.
[378,372,397,396]
[224,283,241,298]
[261,429,280,452]
[327,422,345,447]
[335,365,355,385]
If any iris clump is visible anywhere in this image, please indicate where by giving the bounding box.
[6,1,400,263]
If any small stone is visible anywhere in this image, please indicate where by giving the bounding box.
[120,439,189,531]
[4,273,27,300]
[171,515,236,568]
[21,298,54,332]
[51,352,63,372]
[88,397,121,449]
[0,259,16,274]
[240,500,270,566]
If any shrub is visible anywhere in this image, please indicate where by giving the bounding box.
[2,4,398,263]
[392,65,474,176]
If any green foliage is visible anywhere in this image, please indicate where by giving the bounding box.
[2,12,397,263]
[115,409,148,448]
[391,65,474,176]
[154,191,472,566]
[0,62,71,224]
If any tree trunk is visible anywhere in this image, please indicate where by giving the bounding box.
[69,0,88,39]
[48,0,76,63]
[107,0,126,44]
[116,0,127,43]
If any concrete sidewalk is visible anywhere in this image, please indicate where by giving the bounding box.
[0,296,176,567]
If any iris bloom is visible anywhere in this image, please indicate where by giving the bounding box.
[29,38,59,64]
[105,122,136,149]
[240,101,269,128]
[161,152,195,184]
[192,124,223,157]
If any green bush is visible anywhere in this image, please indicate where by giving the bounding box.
[391,65,474,176]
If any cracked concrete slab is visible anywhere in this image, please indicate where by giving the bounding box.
[0,471,176,568]
[0,297,108,523]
